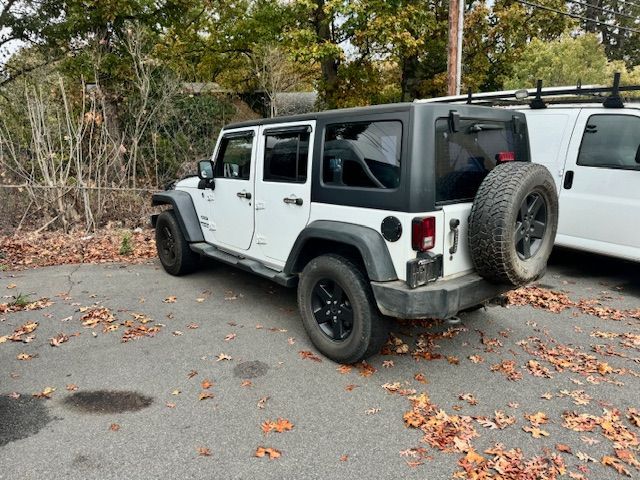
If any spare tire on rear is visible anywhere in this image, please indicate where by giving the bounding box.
[468,162,558,286]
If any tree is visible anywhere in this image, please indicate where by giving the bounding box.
[502,33,640,89]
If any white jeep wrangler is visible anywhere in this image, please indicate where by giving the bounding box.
[151,103,558,363]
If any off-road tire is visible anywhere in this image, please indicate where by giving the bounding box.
[469,162,558,286]
[297,254,389,363]
[155,210,199,276]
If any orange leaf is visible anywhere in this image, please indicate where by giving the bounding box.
[255,447,281,459]
[198,391,214,401]
[201,379,213,389]
[197,447,212,457]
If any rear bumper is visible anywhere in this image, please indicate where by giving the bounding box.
[370,273,511,319]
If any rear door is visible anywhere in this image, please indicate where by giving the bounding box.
[557,110,640,260]
[253,122,314,264]
[435,115,530,276]
[209,128,258,251]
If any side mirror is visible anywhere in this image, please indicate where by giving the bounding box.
[198,160,214,180]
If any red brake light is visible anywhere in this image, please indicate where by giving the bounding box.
[412,216,436,252]
[497,151,515,162]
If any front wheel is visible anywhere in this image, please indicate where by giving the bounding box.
[155,210,199,276]
[297,254,389,363]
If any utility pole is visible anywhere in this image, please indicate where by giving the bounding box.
[447,0,464,96]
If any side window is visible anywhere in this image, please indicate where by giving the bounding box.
[323,121,401,189]
[214,134,254,179]
[577,115,640,170]
[263,130,310,183]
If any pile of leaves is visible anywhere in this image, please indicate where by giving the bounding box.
[0,230,156,270]
[507,286,640,321]
[79,307,161,342]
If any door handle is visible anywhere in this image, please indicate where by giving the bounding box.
[563,170,574,190]
[283,196,303,206]
[237,190,252,199]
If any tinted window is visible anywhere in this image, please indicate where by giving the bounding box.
[264,131,310,183]
[323,121,401,189]
[577,115,640,170]
[435,118,527,203]
[214,134,253,179]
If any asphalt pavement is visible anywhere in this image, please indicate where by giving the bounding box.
[0,248,638,479]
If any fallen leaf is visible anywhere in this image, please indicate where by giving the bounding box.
[365,407,381,415]
[197,447,212,457]
[525,411,549,426]
[32,387,55,399]
[345,384,358,392]
[255,447,281,460]
[16,352,35,360]
[287,337,295,345]
[198,391,214,401]
[8,392,20,399]
[216,353,232,361]
[469,355,484,364]
[523,425,549,438]
[339,454,349,462]
[49,333,69,347]
[241,380,252,387]
[187,323,199,329]
[556,443,572,453]
[261,418,294,434]
[109,423,120,431]
[163,296,177,303]
[171,389,181,395]
[299,350,322,362]
[602,455,630,476]
[166,402,176,408]
[66,384,78,391]
[187,370,198,379]
[7,283,17,289]
[414,373,427,384]
[224,333,236,341]
[336,364,352,374]
[257,396,269,409]
[201,379,213,390]
[382,360,395,368]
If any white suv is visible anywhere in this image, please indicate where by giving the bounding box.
[152,103,558,362]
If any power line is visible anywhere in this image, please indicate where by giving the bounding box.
[566,0,638,21]
[514,0,640,34]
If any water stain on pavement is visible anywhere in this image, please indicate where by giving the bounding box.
[0,395,53,446]
[62,390,153,414]
[233,360,269,378]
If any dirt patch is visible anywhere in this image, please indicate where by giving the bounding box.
[62,390,153,414]
[234,361,269,379]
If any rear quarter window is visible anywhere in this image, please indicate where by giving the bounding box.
[435,117,529,203]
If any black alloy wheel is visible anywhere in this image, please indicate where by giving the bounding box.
[311,278,353,341]
[159,225,177,264]
[515,191,547,260]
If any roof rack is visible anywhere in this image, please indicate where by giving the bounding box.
[415,73,640,109]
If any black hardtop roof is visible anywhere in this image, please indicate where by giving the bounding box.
[223,102,517,130]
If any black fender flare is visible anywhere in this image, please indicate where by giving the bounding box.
[284,220,397,282]
[151,191,204,243]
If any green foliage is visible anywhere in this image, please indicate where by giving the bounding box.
[10,293,31,308]
[503,34,640,89]
[119,232,133,256]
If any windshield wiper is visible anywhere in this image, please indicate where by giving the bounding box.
[468,123,504,132]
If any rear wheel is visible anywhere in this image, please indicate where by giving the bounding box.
[155,210,199,276]
[297,254,389,363]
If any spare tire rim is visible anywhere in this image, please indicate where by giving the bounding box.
[515,192,547,260]
[311,279,353,341]
[160,226,177,263]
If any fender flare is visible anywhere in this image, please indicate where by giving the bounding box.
[284,220,397,282]
[151,190,204,243]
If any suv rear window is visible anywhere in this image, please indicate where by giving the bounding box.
[435,118,527,203]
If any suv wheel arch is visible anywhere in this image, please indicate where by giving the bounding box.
[151,191,204,243]
[284,220,397,282]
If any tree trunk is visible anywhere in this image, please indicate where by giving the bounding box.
[314,0,340,108]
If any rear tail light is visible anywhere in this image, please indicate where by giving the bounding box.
[412,216,436,252]
[497,151,515,162]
